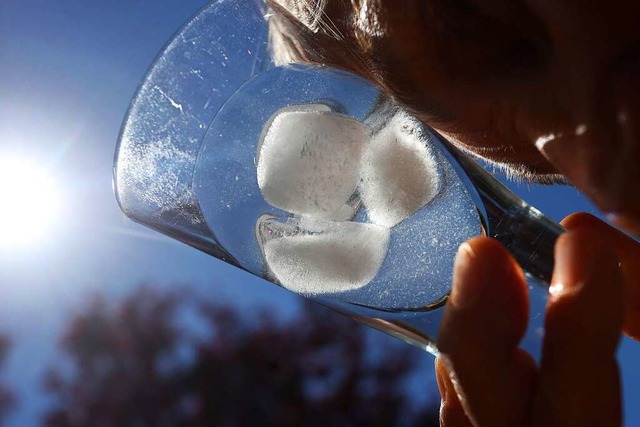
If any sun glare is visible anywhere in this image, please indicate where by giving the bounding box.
[0,156,61,247]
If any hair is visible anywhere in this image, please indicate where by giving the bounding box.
[267,4,312,66]
[266,0,372,71]
[269,0,330,34]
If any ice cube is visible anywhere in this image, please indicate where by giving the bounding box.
[259,218,390,294]
[258,105,333,139]
[360,113,441,227]
[257,110,369,220]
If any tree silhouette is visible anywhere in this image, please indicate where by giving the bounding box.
[43,287,439,426]
[0,334,15,427]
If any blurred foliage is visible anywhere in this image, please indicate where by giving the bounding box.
[42,287,439,427]
[0,334,15,427]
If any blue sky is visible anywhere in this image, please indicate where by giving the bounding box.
[0,0,639,425]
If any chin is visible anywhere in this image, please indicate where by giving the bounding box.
[447,140,569,185]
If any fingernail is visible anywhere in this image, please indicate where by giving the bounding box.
[435,357,451,400]
[435,356,461,402]
[548,281,566,298]
[550,234,585,299]
[551,230,617,299]
[450,243,480,309]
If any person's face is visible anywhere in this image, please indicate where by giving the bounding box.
[272,0,640,231]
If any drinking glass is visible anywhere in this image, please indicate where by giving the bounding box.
[114,0,563,356]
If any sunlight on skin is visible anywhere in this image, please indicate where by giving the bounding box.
[0,156,61,248]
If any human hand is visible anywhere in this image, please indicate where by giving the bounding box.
[434,212,639,426]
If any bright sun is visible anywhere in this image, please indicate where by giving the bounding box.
[0,156,61,247]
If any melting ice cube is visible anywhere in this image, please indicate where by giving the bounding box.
[257,110,369,220]
[258,217,390,294]
[257,105,333,141]
[360,113,441,227]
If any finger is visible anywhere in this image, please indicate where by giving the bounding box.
[435,357,474,427]
[562,212,640,340]
[437,238,538,427]
[535,227,624,427]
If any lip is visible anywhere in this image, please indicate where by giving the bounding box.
[608,212,640,237]
[601,43,640,219]
[533,41,640,230]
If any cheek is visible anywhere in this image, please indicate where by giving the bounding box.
[357,6,500,122]
[367,37,501,136]
[365,40,555,172]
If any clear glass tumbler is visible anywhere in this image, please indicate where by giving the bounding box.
[114,0,563,357]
